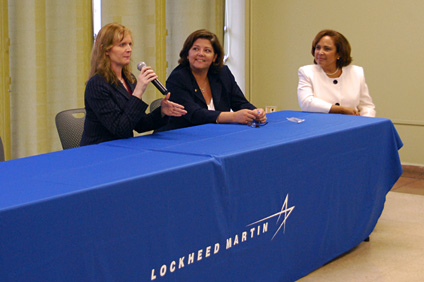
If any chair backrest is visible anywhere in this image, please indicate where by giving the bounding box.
[0,136,4,162]
[55,108,86,150]
[149,98,162,113]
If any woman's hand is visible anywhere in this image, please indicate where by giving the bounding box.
[330,105,359,116]
[343,107,359,116]
[254,108,267,123]
[233,109,259,124]
[217,109,259,124]
[133,65,158,100]
[233,109,267,124]
[160,93,187,117]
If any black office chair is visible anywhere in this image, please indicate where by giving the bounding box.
[149,98,162,113]
[55,108,86,149]
[0,136,5,162]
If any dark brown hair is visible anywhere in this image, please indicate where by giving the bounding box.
[178,29,224,72]
[88,23,134,85]
[312,29,352,68]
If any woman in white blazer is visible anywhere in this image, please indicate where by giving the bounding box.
[297,30,376,117]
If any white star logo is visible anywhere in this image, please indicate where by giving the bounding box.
[247,194,295,240]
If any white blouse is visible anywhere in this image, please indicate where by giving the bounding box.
[207,97,215,111]
[297,64,376,117]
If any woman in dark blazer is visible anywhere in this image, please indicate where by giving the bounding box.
[81,23,186,146]
[158,29,266,132]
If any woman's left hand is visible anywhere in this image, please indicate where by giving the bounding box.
[254,108,267,123]
[160,93,187,117]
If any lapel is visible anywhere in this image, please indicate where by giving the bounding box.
[115,75,133,101]
[209,73,222,107]
[189,69,206,104]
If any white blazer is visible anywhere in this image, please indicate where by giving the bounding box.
[297,64,376,117]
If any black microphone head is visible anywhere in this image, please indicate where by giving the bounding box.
[333,80,338,84]
[137,62,146,71]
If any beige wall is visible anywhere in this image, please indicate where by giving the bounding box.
[247,0,424,166]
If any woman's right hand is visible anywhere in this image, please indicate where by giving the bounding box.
[133,65,158,100]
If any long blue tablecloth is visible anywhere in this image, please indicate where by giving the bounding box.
[0,111,402,281]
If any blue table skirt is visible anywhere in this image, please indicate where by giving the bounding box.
[0,111,402,282]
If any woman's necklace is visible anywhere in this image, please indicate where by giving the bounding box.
[325,68,339,76]
[118,77,131,93]
[199,79,209,94]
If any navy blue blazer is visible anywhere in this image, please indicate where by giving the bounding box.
[157,64,256,131]
[80,73,167,146]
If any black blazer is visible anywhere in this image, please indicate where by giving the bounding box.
[158,64,256,131]
[80,74,167,146]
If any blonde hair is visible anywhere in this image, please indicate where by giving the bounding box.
[87,23,135,85]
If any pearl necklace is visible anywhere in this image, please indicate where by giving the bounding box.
[325,68,339,76]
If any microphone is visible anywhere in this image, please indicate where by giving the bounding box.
[137,62,169,95]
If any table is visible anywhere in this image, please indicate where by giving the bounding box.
[0,111,403,281]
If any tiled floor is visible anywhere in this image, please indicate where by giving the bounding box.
[298,165,424,282]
